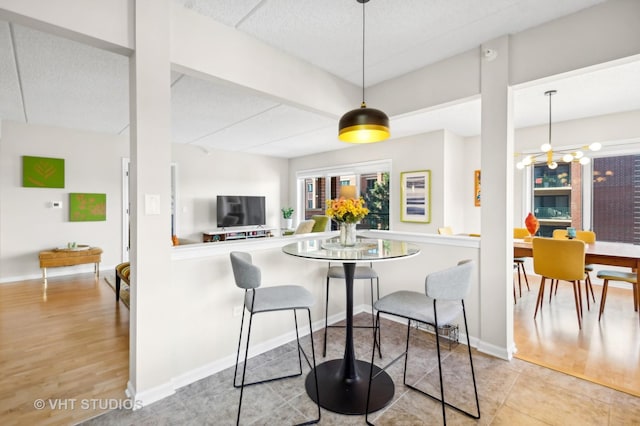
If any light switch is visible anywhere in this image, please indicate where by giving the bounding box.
[145,194,161,215]
[51,201,62,208]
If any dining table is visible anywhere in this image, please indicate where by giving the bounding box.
[282,237,420,415]
[514,238,640,321]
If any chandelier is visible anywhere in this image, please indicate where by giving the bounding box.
[516,90,601,170]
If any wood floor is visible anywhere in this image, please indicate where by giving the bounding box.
[0,274,129,426]
[514,272,640,397]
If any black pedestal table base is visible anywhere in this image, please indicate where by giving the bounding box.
[305,359,394,415]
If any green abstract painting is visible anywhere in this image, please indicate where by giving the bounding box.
[22,156,65,188]
[69,193,106,222]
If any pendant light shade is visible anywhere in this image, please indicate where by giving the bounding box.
[338,0,390,143]
[338,102,390,143]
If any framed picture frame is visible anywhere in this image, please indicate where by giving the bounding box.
[474,170,481,207]
[69,193,107,222]
[22,155,65,188]
[400,170,431,223]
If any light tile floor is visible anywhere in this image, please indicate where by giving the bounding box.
[83,314,640,425]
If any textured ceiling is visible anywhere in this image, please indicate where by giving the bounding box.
[1,0,639,158]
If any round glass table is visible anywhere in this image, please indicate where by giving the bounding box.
[282,237,420,415]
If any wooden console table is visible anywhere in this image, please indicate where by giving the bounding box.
[38,246,102,283]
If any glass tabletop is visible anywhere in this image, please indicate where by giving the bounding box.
[282,237,420,262]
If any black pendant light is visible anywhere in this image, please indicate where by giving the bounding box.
[338,0,390,143]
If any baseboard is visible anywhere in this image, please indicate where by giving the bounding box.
[476,340,514,360]
[0,266,110,284]
[126,379,175,410]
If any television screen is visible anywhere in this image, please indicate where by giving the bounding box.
[217,195,266,228]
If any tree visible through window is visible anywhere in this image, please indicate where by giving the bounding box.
[362,172,390,230]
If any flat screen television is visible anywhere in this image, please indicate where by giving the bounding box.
[217,195,266,228]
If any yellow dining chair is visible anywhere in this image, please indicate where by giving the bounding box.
[552,229,596,309]
[597,270,638,321]
[513,228,531,299]
[532,237,586,329]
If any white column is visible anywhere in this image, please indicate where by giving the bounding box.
[128,0,174,403]
[478,36,515,359]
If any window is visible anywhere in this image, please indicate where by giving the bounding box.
[591,155,640,243]
[296,160,391,230]
[527,154,640,243]
[532,162,580,237]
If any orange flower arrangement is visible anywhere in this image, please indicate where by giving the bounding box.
[325,196,369,223]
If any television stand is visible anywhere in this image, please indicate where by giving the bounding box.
[202,228,274,243]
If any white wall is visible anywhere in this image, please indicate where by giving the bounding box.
[442,130,468,233]
[171,143,289,243]
[0,120,127,281]
[463,137,482,233]
[0,121,292,282]
[289,130,448,234]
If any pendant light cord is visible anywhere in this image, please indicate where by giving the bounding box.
[361,0,366,105]
[548,91,552,145]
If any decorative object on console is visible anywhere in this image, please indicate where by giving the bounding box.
[281,206,294,230]
[524,212,539,241]
[400,170,431,223]
[337,0,390,144]
[69,193,106,221]
[515,90,602,170]
[22,155,65,188]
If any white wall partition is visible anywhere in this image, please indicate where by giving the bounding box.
[166,232,481,393]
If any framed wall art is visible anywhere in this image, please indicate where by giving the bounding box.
[69,193,106,222]
[22,155,65,188]
[400,170,431,223]
[474,169,481,207]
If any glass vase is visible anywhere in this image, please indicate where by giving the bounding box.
[339,222,357,247]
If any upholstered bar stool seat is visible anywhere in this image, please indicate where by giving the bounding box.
[245,285,314,312]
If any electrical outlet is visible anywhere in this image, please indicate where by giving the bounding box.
[233,306,243,317]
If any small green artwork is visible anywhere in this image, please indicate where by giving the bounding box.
[22,156,65,188]
[69,193,106,222]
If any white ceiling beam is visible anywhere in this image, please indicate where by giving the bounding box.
[170,6,358,120]
[0,0,133,55]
